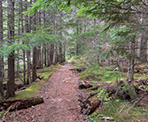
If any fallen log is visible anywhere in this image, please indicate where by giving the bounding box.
[79,83,133,115]
[80,94,101,115]
[87,94,101,115]
[76,67,86,72]
[79,81,93,89]
[1,97,44,111]
[69,67,86,73]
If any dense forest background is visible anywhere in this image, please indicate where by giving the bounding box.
[0,0,148,118]
[0,0,148,121]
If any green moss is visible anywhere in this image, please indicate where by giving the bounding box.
[39,67,52,73]
[12,83,43,100]
[86,100,148,122]
[37,64,61,82]
[80,73,93,80]
[38,97,43,101]
[11,64,61,100]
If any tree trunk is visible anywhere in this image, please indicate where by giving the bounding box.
[32,47,37,82]
[59,31,62,63]
[76,26,79,55]
[44,44,47,66]
[0,58,3,97]
[0,0,4,97]
[50,44,54,65]
[140,32,147,62]
[47,43,50,66]
[62,44,65,62]
[130,37,137,98]
[36,11,42,68]
[7,0,15,98]
[23,50,26,85]
[130,39,135,82]
[59,42,62,63]
[41,45,44,68]
[17,1,21,74]
[27,50,31,84]
[25,0,31,84]
[43,11,47,66]
[32,7,37,82]
[7,52,15,97]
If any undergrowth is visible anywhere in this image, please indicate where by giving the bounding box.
[71,56,116,82]
[71,56,148,122]
[86,100,148,122]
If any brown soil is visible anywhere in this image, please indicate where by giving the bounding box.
[8,60,88,122]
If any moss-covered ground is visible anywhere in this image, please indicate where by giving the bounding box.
[86,99,148,122]
[10,64,61,100]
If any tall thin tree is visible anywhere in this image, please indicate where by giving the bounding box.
[0,0,4,97]
[32,0,37,82]
[7,0,15,97]
[26,0,31,84]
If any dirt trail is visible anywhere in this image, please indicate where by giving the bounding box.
[10,60,87,122]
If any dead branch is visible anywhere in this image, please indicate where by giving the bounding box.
[2,105,13,121]
[124,93,148,114]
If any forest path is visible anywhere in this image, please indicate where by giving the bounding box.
[11,60,87,122]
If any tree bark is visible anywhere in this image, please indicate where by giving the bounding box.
[59,31,62,63]
[62,44,65,62]
[0,0,4,97]
[20,0,26,85]
[47,43,50,66]
[43,11,47,66]
[50,44,54,65]
[130,37,137,98]
[7,0,15,98]
[76,26,79,55]
[130,39,135,81]
[55,44,58,63]
[44,44,47,66]
[25,0,31,84]
[17,1,21,74]
[140,32,147,62]
[32,47,37,82]
[32,4,37,82]
[27,50,31,84]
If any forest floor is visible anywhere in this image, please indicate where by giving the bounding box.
[8,60,88,122]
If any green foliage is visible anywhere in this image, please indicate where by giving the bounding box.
[0,25,59,58]
[0,43,29,57]
[24,0,72,15]
[103,71,121,80]
[21,26,59,46]
[98,89,112,104]
[71,56,89,69]
[71,56,117,81]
